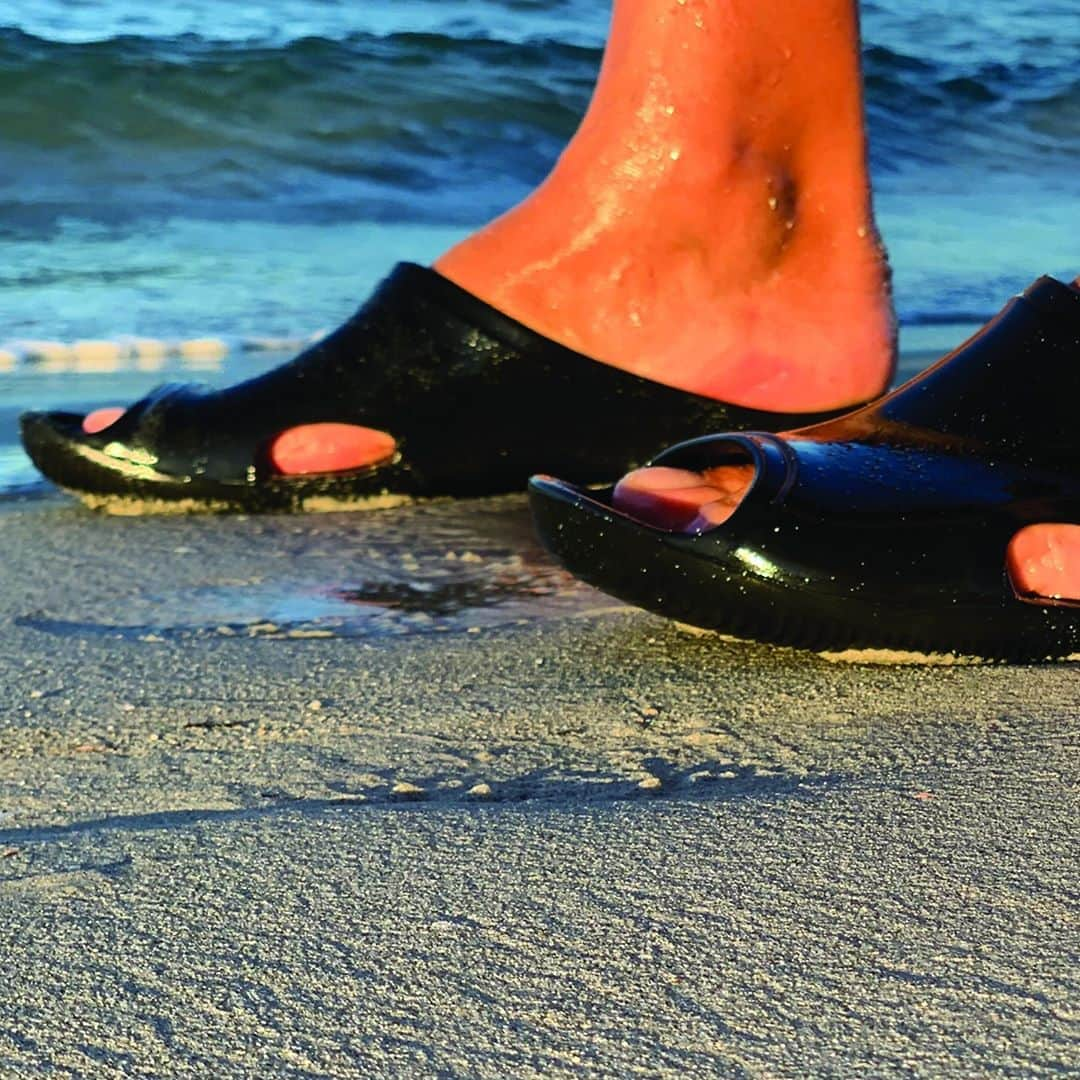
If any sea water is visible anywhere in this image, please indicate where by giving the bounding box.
[0,0,1076,494]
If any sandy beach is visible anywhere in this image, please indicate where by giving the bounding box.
[0,492,1075,1075]
[3,0,1078,1070]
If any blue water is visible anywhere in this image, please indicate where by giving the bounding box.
[0,0,1077,492]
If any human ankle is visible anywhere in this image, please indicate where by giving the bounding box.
[437,0,893,414]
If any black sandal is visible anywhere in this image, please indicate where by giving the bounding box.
[530,276,1080,660]
[19,263,846,512]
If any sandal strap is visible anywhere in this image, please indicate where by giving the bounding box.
[67,263,848,490]
[864,276,1080,463]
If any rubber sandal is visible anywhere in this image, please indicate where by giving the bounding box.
[529,276,1080,660]
[19,263,848,513]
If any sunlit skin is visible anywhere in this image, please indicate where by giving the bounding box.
[83,406,125,434]
[1008,525,1080,606]
[87,0,894,461]
[268,424,396,475]
[439,0,894,414]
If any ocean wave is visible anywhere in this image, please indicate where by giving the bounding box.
[0,25,1075,234]
[0,27,600,149]
[3,0,608,50]
[0,29,597,230]
[862,42,1079,172]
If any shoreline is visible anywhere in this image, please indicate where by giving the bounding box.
[0,333,978,500]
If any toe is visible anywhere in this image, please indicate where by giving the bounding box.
[613,465,754,531]
[269,423,397,476]
[1007,524,1080,604]
[83,407,127,434]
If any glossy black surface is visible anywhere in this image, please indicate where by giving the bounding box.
[530,277,1080,659]
[19,264,842,511]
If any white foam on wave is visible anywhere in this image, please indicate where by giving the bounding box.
[0,333,323,373]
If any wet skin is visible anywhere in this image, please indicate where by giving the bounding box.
[82,0,893,476]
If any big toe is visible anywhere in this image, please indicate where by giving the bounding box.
[613,464,755,531]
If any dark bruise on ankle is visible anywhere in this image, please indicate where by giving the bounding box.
[765,166,799,259]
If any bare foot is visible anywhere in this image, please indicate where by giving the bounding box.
[439,0,894,416]
[87,0,893,477]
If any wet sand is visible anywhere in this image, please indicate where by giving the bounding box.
[0,493,1076,1076]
